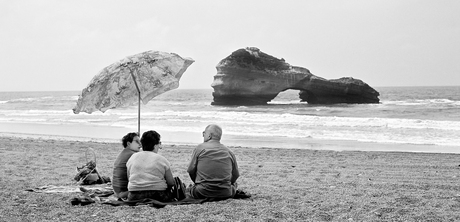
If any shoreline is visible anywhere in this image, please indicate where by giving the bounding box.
[1,121,459,154]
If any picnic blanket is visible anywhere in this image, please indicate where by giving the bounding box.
[102,190,252,208]
[25,184,251,208]
[102,197,208,208]
[25,184,113,194]
[25,184,118,205]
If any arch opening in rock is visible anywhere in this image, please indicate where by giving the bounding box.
[268,89,302,104]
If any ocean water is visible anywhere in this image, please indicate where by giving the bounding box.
[0,86,459,151]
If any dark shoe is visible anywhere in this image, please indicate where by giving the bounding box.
[70,197,80,205]
[233,190,251,199]
[79,197,95,206]
[70,197,95,206]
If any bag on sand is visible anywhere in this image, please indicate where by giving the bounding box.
[73,148,111,185]
[170,177,186,201]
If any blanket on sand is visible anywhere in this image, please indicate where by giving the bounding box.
[25,184,118,204]
[102,190,252,208]
[25,184,113,194]
[25,185,251,208]
[101,189,251,208]
[102,197,208,208]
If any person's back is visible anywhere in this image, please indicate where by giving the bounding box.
[187,124,239,199]
[126,130,175,202]
[112,132,141,199]
[112,148,135,193]
[127,151,170,191]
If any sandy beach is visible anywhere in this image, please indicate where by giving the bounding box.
[1,136,460,221]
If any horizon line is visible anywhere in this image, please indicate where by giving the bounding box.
[0,85,459,93]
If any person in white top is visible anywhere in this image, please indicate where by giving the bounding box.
[126,130,175,201]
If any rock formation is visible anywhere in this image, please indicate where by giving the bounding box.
[211,47,379,105]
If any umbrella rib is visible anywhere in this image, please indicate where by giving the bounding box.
[129,71,141,95]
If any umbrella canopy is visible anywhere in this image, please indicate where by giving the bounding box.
[73,50,194,133]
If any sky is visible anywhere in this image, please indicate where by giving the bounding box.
[1,0,459,92]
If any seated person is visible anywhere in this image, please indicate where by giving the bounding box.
[112,132,141,199]
[126,130,175,202]
[187,124,240,199]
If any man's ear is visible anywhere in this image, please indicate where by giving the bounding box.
[204,134,211,142]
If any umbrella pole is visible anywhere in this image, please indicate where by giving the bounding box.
[138,92,140,136]
[129,71,141,136]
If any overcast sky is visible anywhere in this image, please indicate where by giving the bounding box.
[1,0,459,92]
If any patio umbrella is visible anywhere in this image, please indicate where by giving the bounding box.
[73,50,194,135]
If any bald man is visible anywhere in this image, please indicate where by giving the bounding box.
[187,124,240,199]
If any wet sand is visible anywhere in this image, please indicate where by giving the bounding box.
[1,122,458,153]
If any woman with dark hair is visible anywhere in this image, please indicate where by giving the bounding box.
[126,130,175,201]
[112,132,141,199]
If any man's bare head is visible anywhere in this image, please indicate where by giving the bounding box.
[203,124,222,141]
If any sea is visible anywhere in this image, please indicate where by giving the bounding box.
[0,86,459,153]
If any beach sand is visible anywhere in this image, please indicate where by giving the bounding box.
[1,136,460,221]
